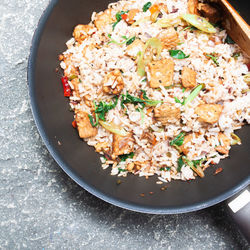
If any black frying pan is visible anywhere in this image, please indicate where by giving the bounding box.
[28,0,250,238]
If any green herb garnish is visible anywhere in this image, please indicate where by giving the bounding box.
[232,52,240,59]
[177,156,185,172]
[119,152,135,162]
[174,97,184,105]
[206,53,219,66]
[169,50,190,59]
[89,96,118,127]
[118,168,127,172]
[225,35,235,44]
[143,2,152,12]
[160,167,171,171]
[112,10,129,30]
[170,132,185,147]
[126,36,136,45]
[121,91,162,108]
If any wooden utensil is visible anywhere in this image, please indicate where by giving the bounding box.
[219,0,250,56]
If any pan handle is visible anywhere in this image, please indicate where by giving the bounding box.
[226,186,250,243]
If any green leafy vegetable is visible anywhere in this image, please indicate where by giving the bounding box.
[160,167,171,171]
[181,14,216,33]
[121,91,162,108]
[170,132,185,146]
[177,156,185,172]
[119,152,135,162]
[206,53,219,66]
[143,2,152,12]
[174,97,184,105]
[88,114,99,127]
[169,50,190,59]
[192,158,205,168]
[182,87,186,93]
[118,168,127,172]
[126,36,136,45]
[183,83,205,105]
[182,156,204,177]
[112,10,129,30]
[225,35,235,44]
[89,97,118,127]
[232,52,240,59]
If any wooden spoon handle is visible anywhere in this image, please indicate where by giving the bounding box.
[219,0,250,56]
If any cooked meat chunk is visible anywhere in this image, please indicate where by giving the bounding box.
[154,103,181,125]
[215,132,230,155]
[73,24,92,43]
[179,133,193,155]
[126,39,144,58]
[198,3,221,24]
[181,67,197,88]
[112,133,134,157]
[103,69,124,95]
[195,104,223,124]
[148,59,174,88]
[188,0,199,15]
[94,141,110,153]
[75,110,97,138]
[94,9,114,30]
[126,9,139,25]
[156,27,180,50]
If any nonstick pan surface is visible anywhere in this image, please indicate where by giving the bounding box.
[28,0,250,214]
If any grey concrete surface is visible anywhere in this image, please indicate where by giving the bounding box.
[0,0,249,249]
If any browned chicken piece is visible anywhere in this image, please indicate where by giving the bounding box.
[158,3,169,14]
[148,59,174,88]
[94,141,110,153]
[215,132,230,155]
[179,133,193,155]
[94,9,115,30]
[126,9,140,25]
[103,69,124,95]
[198,3,221,24]
[195,104,223,124]
[73,24,92,43]
[63,54,79,77]
[156,27,180,50]
[188,0,199,15]
[154,103,181,125]
[75,110,98,138]
[112,134,134,157]
[126,39,145,58]
[181,67,197,88]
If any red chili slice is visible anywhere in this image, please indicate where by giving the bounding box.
[61,76,71,97]
[72,120,77,128]
[121,13,128,20]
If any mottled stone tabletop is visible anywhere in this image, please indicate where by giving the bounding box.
[0,0,249,249]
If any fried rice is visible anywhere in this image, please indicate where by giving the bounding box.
[59,0,250,183]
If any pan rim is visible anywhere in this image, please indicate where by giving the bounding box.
[27,0,250,214]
